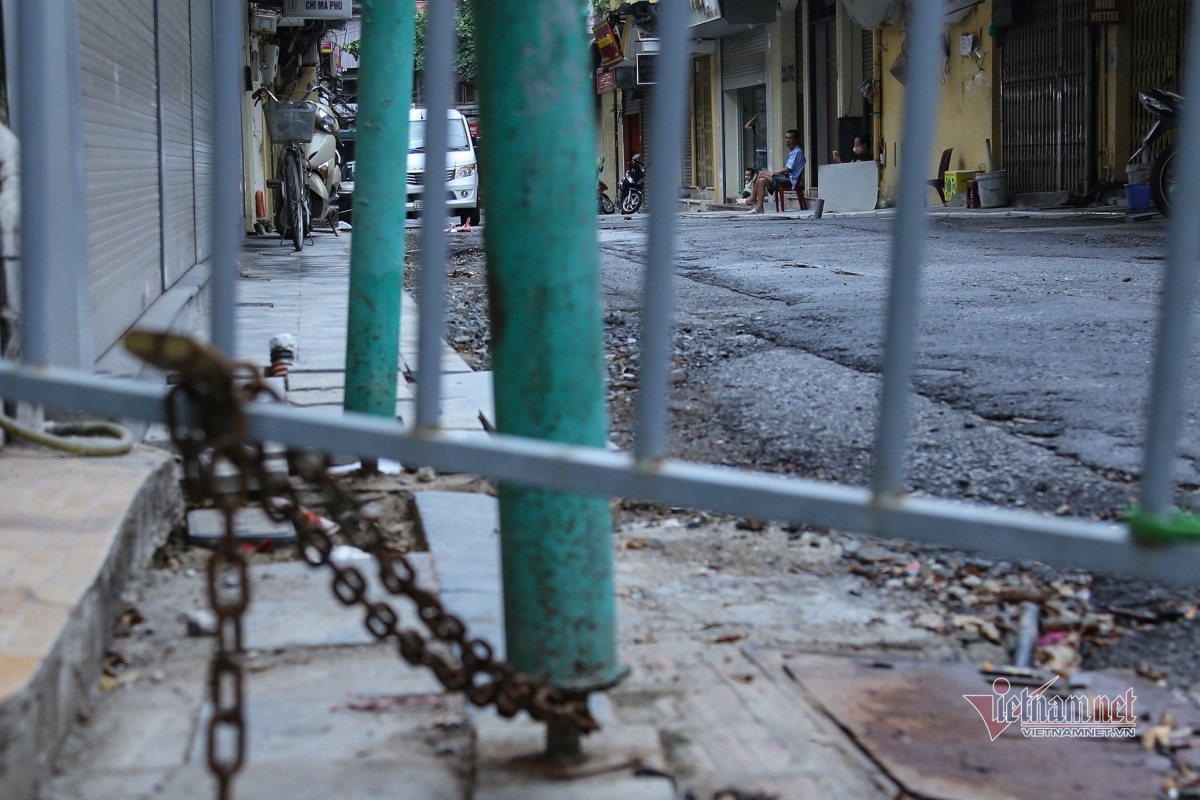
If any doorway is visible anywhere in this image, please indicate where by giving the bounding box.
[806,0,837,187]
[623,111,642,171]
[736,85,767,175]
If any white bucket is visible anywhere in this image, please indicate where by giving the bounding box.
[976,170,1007,208]
[1126,163,1151,184]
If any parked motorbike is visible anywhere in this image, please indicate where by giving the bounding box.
[599,176,615,214]
[617,153,645,214]
[1131,88,1182,216]
[302,83,344,232]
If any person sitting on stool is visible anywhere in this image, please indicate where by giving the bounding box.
[747,129,804,214]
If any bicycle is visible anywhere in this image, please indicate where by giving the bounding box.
[256,88,318,252]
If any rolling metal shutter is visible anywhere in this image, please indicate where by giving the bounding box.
[192,0,215,264]
[681,71,693,187]
[999,0,1094,195]
[79,0,163,354]
[721,27,767,91]
[160,0,196,287]
[640,87,654,174]
[862,28,873,82]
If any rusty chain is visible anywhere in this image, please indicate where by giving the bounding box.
[125,332,596,800]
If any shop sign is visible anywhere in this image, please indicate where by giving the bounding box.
[636,53,657,85]
[283,0,352,20]
[1086,0,1123,24]
[593,20,624,68]
[596,70,617,94]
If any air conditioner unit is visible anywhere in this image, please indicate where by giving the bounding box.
[252,9,279,33]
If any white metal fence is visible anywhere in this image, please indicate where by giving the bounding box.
[3,0,1200,582]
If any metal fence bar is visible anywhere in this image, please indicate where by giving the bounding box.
[6,359,1200,582]
[1139,2,1200,516]
[634,0,689,462]
[16,0,93,369]
[415,0,456,429]
[871,0,944,498]
[210,0,242,357]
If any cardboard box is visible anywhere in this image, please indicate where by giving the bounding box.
[945,170,978,196]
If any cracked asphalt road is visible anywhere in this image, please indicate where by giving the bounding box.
[598,213,1197,520]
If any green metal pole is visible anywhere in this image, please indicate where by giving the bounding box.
[472,0,624,698]
[344,0,415,418]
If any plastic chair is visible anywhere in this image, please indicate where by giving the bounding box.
[928,148,953,205]
[774,178,807,212]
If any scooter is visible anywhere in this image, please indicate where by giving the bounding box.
[596,157,614,214]
[303,83,344,232]
[599,176,615,214]
[1130,88,1182,216]
[616,153,645,214]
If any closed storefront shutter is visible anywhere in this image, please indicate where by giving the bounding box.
[1000,0,1094,194]
[641,86,654,173]
[862,28,873,82]
[722,27,767,91]
[79,0,163,354]
[192,0,215,264]
[160,0,196,287]
[681,74,693,187]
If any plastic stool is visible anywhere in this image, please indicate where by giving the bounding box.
[966,180,980,209]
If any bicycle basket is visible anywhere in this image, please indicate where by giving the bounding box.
[264,101,317,144]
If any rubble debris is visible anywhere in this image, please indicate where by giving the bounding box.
[113,606,146,638]
[185,609,217,637]
[710,633,745,644]
[1013,602,1039,668]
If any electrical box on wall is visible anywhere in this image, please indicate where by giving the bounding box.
[261,44,280,87]
[993,0,1033,27]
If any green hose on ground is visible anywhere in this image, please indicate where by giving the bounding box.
[0,411,134,456]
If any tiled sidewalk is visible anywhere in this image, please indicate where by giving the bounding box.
[0,447,181,799]
[237,233,493,430]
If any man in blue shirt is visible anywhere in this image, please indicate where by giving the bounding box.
[747,129,805,214]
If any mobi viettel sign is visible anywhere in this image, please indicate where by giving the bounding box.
[283,0,352,20]
[1086,0,1123,24]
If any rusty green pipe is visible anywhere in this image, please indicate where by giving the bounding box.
[472,0,623,695]
[344,0,415,418]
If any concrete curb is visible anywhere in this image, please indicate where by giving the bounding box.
[0,450,182,800]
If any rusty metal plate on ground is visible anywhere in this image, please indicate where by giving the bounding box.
[747,648,1195,800]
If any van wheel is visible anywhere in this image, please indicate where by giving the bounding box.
[460,207,481,227]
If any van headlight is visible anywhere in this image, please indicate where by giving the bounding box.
[455,164,476,179]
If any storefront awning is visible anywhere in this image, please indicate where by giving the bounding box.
[689,0,776,38]
[841,0,983,30]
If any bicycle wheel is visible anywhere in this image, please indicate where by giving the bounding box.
[285,151,304,251]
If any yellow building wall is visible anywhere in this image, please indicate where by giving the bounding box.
[878,0,1001,204]
[1096,22,1132,184]
[597,90,624,195]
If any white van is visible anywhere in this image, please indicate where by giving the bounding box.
[408,107,480,226]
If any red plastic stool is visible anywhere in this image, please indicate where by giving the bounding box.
[966,180,980,209]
